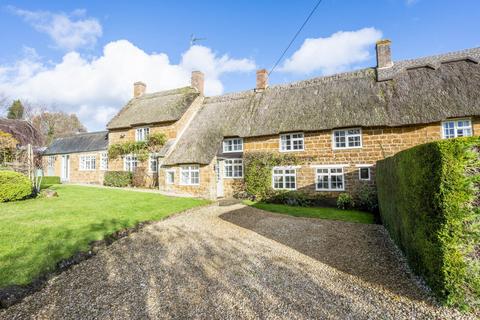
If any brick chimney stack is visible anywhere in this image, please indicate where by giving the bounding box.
[256,69,268,91]
[191,71,204,96]
[376,39,393,69]
[133,81,146,98]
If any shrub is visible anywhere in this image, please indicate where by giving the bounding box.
[0,171,32,202]
[353,185,378,213]
[104,171,132,187]
[132,166,147,187]
[40,176,61,188]
[336,193,354,209]
[264,190,332,207]
[376,137,480,311]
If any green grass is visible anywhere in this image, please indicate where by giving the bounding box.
[244,200,375,224]
[0,185,209,287]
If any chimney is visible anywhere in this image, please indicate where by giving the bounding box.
[191,71,204,95]
[256,69,268,91]
[133,81,146,98]
[376,39,393,69]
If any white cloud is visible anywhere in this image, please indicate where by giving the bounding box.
[9,7,102,51]
[0,40,255,130]
[280,27,382,75]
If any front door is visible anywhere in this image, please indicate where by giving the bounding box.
[61,155,70,182]
[216,160,224,198]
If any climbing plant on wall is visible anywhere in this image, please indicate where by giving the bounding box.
[108,132,167,162]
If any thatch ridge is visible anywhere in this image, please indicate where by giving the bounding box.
[107,86,199,129]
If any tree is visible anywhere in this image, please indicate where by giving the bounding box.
[7,100,24,119]
[31,111,87,144]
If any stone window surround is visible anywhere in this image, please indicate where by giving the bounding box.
[223,138,243,153]
[441,118,472,139]
[224,159,243,178]
[272,166,299,190]
[279,132,305,152]
[180,165,200,186]
[332,127,363,150]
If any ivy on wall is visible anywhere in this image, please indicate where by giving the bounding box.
[108,132,167,162]
[243,152,299,200]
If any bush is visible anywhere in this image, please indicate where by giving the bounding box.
[0,171,32,202]
[132,167,147,187]
[104,171,132,187]
[40,176,61,188]
[353,185,378,213]
[376,137,480,311]
[336,193,354,209]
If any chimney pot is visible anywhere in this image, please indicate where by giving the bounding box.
[376,39,393,69]
[256,69,268,91]
[133,81,146,98]
[191,71,204,96]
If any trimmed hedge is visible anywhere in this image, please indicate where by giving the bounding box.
[0,171,32,202]
[376,137,479,310]
[104,171,132,187]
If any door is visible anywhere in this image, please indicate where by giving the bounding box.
[61,155,70,182]
[216,160,224,198]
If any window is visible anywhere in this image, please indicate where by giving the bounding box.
[223,138,243,153]
[272,167,297,190]
[315,167,345,191]
[149,154,158,173]
[135,127,150,141]
[166,169,175,184]
[280,133,304,152]
[100,152,108,171]
[47,156,55,169]
[332,128,362,149]
[79,155,96,171]
[224,159,243,178]
[180,165,200,185]
[442,119,472,139]
[358,167,370,181]
[124,154,138,172]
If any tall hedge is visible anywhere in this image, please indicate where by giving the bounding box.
[0,171,32,202]
[376,137,479,310]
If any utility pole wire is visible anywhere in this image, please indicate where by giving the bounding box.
[269,0,324,75]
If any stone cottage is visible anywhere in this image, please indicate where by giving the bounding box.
[43,40,480,199]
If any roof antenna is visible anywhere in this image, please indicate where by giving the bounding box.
[190,34,207,47]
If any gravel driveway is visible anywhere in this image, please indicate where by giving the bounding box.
[0,204,471,319]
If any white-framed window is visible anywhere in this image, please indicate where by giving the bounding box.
[280,132,304,152]
[358,167,370,181]
[224,159,243,178]
[442,119,472,139]
[180,165,200,185]
[223,138,243,153]
[79,154,96,171]
[166,169,175,184]
[47,156,55,169]
[315,167,345,191]
[135,127,150,142]
[149,154,158,173]
[124,154,138,172]
[272,167,297,190]
[332,128,362,149]
[100,152,108,171]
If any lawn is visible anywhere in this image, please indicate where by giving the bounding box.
[244,201,375,224]
[0,185,209,288]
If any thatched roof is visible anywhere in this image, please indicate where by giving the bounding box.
[164,48,480,165]
[107,87,199,129]
[0,118,43,146]
[44,131,108,155]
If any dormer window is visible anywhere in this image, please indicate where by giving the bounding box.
[223,138,243,153]
[332,128,362,149]
[442,119,472,139]
[135,127,149,142]
[280,133,304,152]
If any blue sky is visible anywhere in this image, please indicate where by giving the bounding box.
[0,0,479,130]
